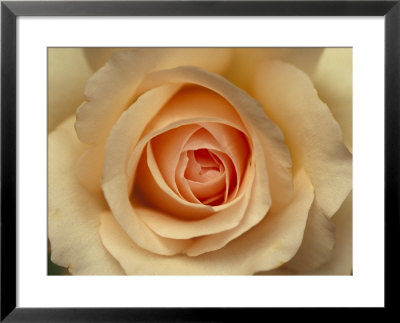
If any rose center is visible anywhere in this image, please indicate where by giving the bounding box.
[184,149,224,182]
[146,122,251,208]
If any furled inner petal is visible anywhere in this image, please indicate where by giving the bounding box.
[134,121,249,221]
[149,124,201,198]
[200,122,250,199]
[185,150,226,204]
[185,149,224,183]
[174,152,199,203]
[135,146,254,238]
[181,128,236,202]
[210,150,237,202]
[150,121,250,206]
[138,67,294,213]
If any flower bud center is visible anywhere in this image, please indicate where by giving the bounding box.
[185,149,224,182]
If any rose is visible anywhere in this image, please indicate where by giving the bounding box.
[48,48,352,275]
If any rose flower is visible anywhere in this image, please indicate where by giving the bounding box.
[48,48,352,275]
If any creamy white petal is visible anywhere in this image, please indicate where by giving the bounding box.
[258,192,352,275]
[283,202,335,272]
[83,48,125,72]
[307,192,352,275]
[48,48,92,132]
[48,116,124,275]
[226,48,324,93]
[75,144,105,195]
[312,48,353,151]
[253,61,352,218]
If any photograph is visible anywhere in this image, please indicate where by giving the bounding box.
[2,0,396,318]
[48,47,353,276]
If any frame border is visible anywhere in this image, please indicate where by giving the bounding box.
[1,1,399,321]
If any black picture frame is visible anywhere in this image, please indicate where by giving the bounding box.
[1,0,399,321]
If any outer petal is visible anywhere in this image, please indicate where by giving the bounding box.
[312,48,352,151]
[99,170,313,275]
[226,48,324,93]
[283,202,335,272]
[75,144,105,195]
[48,48,92,132]
[48,116,124,275]
[257,192,352,275]
[253,61,352,218]
[75,48,232,144]
[83,48,124,72]
[75,83,181,199]
[308,192,352,275]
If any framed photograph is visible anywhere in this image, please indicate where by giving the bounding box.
[1,0,398,320]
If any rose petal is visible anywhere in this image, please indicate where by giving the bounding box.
[177,130,237,203]
[208,150,236,202]
[83,48,125,72]
[134,187,251,239]
[258,192,352,275]
[75,48,232,144]
[187,170,226,201]
[174,151,200,203]
[140,85,249,138]
[138,143,223,218]
[48,48,92,132]
[199,123,250,197]
[307,192,352,275]
[283,202,335,272]
[75,83,181,198]
[48,116,124,275]
[75,144,105,195]
[253,61,352,217]
[99,170,313,275]
[312,48,353,151]
[226,48,324,93]
[140,67,294,212]
[149,124,201,199]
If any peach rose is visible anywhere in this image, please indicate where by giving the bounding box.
[48,48,352,275]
